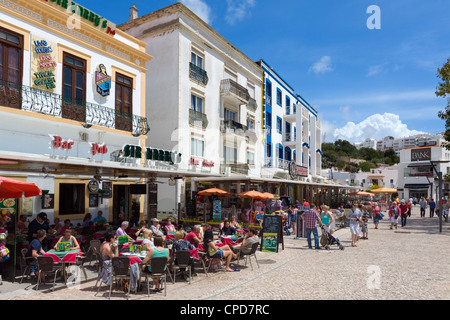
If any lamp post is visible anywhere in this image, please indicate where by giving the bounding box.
[430,160,448,233]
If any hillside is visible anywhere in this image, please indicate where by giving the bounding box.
[322,139,400,173]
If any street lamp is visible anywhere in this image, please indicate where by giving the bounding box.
[429,160,449,233]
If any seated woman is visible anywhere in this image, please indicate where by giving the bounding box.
[53,228,80,251]
[230,216,241,229]
[165,217,176,234]
[97,231,119,287]
[172,230,196,277]
[142,237,169,293]
[134,220,148,238]
[220,221,236,236]
[203,229,238,272]
[141,229,155,251]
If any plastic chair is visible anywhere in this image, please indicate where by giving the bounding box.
[36,256,65,291]
[109,257,131,300]
[172,250,191,284]
[237,242,260,270]
[143,257,168,297]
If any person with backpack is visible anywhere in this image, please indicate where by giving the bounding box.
[389,201,400,230]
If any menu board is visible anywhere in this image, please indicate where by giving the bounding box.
[260,215,283,253]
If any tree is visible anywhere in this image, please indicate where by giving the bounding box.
[359,161,372,172]
[437,58,450,150]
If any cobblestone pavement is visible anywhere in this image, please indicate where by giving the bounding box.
[6,206,450,300]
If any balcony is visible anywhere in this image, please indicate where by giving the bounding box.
[404,167,433,178]
[220,120,248,135]
[189,109,208,129]
[220,79,250,103]
[0,80,149,136]
[189,62,208,85]
[220,162,249,176]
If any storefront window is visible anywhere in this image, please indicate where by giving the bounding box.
[59,183,85,215]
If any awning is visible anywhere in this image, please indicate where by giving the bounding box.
[407,162,432,168]
[404,183,431,189]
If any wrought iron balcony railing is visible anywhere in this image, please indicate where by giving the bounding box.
[189,62,209,85]
[220,119,248,135]
[220,79,250,103]
[247,98,257,111]
[0,80,149,136]
[189,109,208,129]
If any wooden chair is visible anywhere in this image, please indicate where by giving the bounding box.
[19,248,35,284]
[87,239,101,267]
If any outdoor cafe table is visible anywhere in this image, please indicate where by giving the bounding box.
[44,249,82,263]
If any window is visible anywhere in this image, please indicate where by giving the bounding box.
[276,117,282,134]
[285,122,291,141]
[265,80,272,106]
[62,52,86,121]
[115,73,133,131]
[276,88,282,106]
[266,142,272,158]
[191,94,203,113]
[59,183,85,215]
[286,96,290,107]
[225,109,236,122]
[224,67,237,82]
[247,151,255,165]
[0,27,23,85]
[224,146,237,163]
[191,52,203,68]
[247,83,255,99]
[191,137,204,157]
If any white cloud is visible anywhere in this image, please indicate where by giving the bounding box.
[180,0,212,24]
[332,113,426,143]
[338,106,352,121]
[309,56,333,75]
[367,64,384,77]
[225,0,255,25]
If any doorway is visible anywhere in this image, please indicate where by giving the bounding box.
[112,185,130,227]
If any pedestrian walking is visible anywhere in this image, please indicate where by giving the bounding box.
[347,203,362,247]
[429,199,436,217]
[372,202,381,229]
[389,201,400,230]
[419,197,427,217]
[407,199,412,217]
[300,203,322,250]
[320,205,334,233]
[399,199,408,227]
[361,205,370,240]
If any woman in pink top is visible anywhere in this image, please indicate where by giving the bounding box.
[389,201,400,230]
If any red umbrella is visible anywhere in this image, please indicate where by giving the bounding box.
[0,176,41,198]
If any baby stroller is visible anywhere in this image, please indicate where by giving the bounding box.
[320,224,344,250]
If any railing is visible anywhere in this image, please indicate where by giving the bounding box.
[265,125,271,137]
[221,120,248,134]
[277,158,290,170]
[264,157,273,168]
[189,109,208,129]
[220,79,250,102]
[220,162,249,175]
[265,94,271,107]
[189,62,208,85]
[404,168,433,178]
[0,79,149,136]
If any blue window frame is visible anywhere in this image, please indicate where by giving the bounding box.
[265,80,272,106]
[276,116,282,134]
[285,122,291,141]
[276,88,282,106]
[286,96,290,107]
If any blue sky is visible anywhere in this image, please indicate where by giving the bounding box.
[78,0,450,143]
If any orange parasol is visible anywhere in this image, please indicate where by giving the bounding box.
[197,188,231,196]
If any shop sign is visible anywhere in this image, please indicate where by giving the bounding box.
[49,134,107,160]
[95,64,111,96]
[31,36,57,93]
[189,157,214,167]
[43,0,116,36]
[122,144,181,165]
[288,161,308,179]
[411,148,431,162]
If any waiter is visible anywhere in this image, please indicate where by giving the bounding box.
[27,212,56,251]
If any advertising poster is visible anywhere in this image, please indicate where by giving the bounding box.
[261,233,278,252]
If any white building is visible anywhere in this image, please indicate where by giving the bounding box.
[0,0,156,227]
[397,138,450,201]
[354,166,398,190]
[355,138,377,150]
[118,3,263,217]
[257,60,322,182]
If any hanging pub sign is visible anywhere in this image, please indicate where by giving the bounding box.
[95,64,111,96]
[121,144,181,165]
[31,35,57,93]
[88,179,100,193]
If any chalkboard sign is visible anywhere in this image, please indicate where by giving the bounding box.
[260,215,284,253]
[186,199,196,217]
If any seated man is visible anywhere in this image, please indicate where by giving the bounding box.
[185,225,203,247]
[150,218,164,237]
[230,228,259,255]
[115,221,135,243]
[92,210,107,225]
[26,229,47,280]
